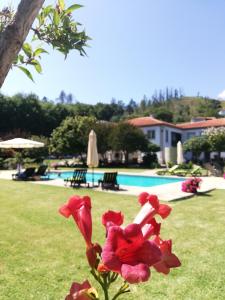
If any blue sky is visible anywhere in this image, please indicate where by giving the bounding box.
[1,0,225,103]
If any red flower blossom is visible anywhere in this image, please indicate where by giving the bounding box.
[102,210,124,232]
[182,178,202,193]
[59,195,101,268]
[65,280,98,300]
[141,218,161,240]
[59,195,92,247]
[137,193,172,220]
[153,236,181,275]
[101,223,161,284]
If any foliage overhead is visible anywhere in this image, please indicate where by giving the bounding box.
[0,0,89,81]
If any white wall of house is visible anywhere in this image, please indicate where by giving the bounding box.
[139,125,183,163]
[182,128,203,141]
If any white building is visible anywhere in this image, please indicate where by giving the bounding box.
[128,116,225,163]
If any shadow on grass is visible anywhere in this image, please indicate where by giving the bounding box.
[170,190,213,202]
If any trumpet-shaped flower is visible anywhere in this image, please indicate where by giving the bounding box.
[65,280,98,300]
[59,195,92,247]
[141,218,161,240]
[101,223,161,284]
[138,193,172,219]
[153,236,181,275]
[102,210,124,232]
[59,195,101,268]
[134,193,171,228]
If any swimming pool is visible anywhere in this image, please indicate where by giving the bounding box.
[48,171,184,188]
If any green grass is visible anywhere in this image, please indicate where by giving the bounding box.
[0,180,225,300]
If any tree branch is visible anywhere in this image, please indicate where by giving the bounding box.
[0,0,45,87]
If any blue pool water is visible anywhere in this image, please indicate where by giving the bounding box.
[48,171,184,187]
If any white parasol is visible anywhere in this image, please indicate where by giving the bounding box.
[87,130,99,186]
[0,138,44,173]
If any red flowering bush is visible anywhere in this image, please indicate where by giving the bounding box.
[181,177,202,193]
[59,193,181,299]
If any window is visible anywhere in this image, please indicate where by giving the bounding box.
[187,132,196,139]
[147,130,155,140]
[171,132,182,147]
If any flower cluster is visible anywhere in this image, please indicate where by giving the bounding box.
[181,177,202,193]
[59,193,181,300]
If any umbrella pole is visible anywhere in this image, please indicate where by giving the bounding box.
[92,167,94,187]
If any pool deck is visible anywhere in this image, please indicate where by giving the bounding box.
[1,169,224,201]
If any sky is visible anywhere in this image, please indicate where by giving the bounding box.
[1,0,225,104]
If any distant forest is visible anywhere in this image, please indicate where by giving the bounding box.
[0,88,224,138]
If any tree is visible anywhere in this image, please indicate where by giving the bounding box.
[0,0,89,86]
[151,107,173,123]
[202,127,225,157]
[49,116,96,162]
[93,122,113,161]
[183,135,210,161]
[109,123,149,164]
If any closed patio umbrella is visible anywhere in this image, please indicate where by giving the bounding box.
[177,141,184,165]
[164,147,171,168]
[0,138,44,173]
[87,130,99,187]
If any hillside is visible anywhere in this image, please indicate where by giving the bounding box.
[134,96,223,123]
[169,96,222,122]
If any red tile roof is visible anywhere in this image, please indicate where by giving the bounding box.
[127,117,180,129]
[178,118,225,129]
[127,116,225,130]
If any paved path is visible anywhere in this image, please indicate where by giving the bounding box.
[1,170,224,201]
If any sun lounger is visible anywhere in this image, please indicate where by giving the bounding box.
[12,167,36,181]
[64,169,88,187]
[189,166,202,176]
[32,165,49,180]
[98,172,119,190]
[157,165,179,175]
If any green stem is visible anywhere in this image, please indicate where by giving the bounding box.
[102,276,110,300]
[111,282,130,300]
[90,269,110,300]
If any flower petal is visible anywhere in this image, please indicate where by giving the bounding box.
[136,240,162,266]
[133,202,156,227]
[59,204,71,218]
[158,204,172,219]
[102,210,124,227]
[121,263,150,284]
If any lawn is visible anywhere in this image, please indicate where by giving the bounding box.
[0,180,224,300]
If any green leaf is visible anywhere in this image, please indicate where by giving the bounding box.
[65,4,83,14]
[18,54,24,63]
[53,10,60,26]
[58,0,65,10]
[31,60,42,74]
[22,43,32,58]
[33,48,48,57]
[42,5,54,16]
[17,66,34,82]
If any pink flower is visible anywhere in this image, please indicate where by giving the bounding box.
[153,236,181,275]
[59,195,92,247]
[65,280,98,300]
[134,193,171,228]
[101,223,161,284]
[102,210,124,232]
[182,178,202,193]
